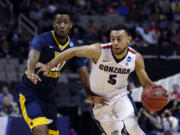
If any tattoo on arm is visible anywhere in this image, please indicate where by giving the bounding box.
[27,49,40,74]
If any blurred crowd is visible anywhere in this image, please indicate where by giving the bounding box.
[0,0,180,134]
[0,85,18,116]
[1,83,180,135]
[134,83,180,135]
[0,0,180,59]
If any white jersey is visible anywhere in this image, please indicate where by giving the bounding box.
[90,43,136,101]
[89,43,145,134]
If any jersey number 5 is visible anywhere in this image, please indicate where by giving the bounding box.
[108,74,117,85]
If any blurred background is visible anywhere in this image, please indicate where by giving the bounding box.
[0,0,180,135]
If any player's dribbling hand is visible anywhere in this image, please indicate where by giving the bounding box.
[88,96,109,105]
[27,73,42,85]
[36,62,49,75]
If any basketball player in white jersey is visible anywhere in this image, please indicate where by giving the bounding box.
[36,25,156,135]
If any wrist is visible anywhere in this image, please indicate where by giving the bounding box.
[27,70,34,75]
[46,63,51,70]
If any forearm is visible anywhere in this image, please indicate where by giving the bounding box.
[77,66,93,96]
[47,48,75,69]
[46,44,100,70]
[82,77,92,96]
[27,49,40,74]
[141,79,155,89]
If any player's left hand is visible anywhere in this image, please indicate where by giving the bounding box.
[27,73,42,85]
[88,96,109,105]
[36,62,49,75]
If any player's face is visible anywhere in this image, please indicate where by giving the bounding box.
[53,14,72,38]
[110,30,131,55]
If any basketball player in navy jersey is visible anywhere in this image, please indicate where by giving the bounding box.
[36,25,164,135]
[16,9,107,135]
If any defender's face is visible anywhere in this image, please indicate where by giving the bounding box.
[110,30,131,55]
[53,14,72,38]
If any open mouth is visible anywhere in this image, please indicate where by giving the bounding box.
[114,48,120,51]
[58,30,65,33]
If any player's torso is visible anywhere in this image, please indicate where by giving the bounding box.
[23,31,73,91]
[90,43,136,99]
[39,31,71,78]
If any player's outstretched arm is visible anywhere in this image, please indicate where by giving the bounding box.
[27,49,41,85]
[135,52,155,89]
[37,43,101,73]
[48,43,101,68]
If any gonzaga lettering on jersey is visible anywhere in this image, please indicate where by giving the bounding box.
[99,64,130,74]
[90,43,136,99]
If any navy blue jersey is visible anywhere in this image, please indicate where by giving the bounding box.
[22,31,85,93]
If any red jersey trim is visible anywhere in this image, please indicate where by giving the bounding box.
[129,48,136,54]
[102,45,112,49]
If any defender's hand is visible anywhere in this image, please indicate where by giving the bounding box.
[36,62,49,75]
[27,73,42,85]
[88,96,109,105]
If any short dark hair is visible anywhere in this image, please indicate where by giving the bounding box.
[111,24,130,35]
[52,9,73,21]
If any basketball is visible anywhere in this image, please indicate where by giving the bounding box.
[141,85,169,111]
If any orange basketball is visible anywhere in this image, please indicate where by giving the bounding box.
[141,85,169,111]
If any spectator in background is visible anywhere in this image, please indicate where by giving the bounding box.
[172,101,180,131]
[47,1,57,13]
[0,25,9,57]
[162,109,179,135]
[0,85,13,105]
[159,30,171,47]
[142,109,162,135]
[171,29,180,50]
[100,35,108,44]
[93,0,106,15]
[142,1,151,20]
[158,29,172,56]
[159,0,170,12]
[163,5,174,21]
[83,0,95,15]
[17,35,30,59]
[117,1,129,16]
[7,27,21,57]
[105,2,117,15]
[170,84,180,100]
[76,0,86,9]
[137,27,158,45]
[99,24,108,37]
[84,20,98,44]
[71,27,83,44]
[59,0,72,11]
[29,4,44,23]
[151,2,162,15]
[133,30,148,48]
[138,108,148,133]
[171,0,180,21]
[38,10,52,32]
[19,0,34,17]
[148,21,160,37]
[0,96,17,116]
